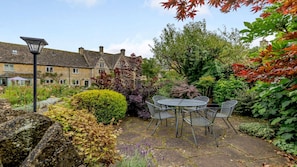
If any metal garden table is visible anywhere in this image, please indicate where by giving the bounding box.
[157,98,207,137]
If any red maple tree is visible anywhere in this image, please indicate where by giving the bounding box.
[161,0,296,21]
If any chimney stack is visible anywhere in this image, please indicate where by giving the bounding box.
[260,39,268,48]
[99,46,104,54]
[120,49,125,56]
[79,47,84,55]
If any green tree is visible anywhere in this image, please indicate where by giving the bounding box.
[141,58,161,79]
[151,21,248,83]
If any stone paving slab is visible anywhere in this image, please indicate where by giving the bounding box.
[116,115,296,166]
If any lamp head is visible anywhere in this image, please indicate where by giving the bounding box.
[20,36,48,54]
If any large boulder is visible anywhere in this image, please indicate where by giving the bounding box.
[0,113,53,166]
[0,99,83,167]
[21,122,82,167]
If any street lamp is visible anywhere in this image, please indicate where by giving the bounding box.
[20,36,48,112]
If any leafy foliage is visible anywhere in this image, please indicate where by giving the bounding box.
[40,72,63,84]
[155,71,183,97]
[160,0,295,21]
[213,75,248,103]
[0,85,82,108]
[234,3,297,83]
[239,122,275,139]
[152,21,248,83]
[233,87,257,116]
[193,75,215,98]
[90,55,155,119]
[71,89,127,124]
[170,81,200,98]
[44,105,121,166]
[126,87,154,119]
[115,150,150,167]
[141,58,161,80]
[251,78,297,155]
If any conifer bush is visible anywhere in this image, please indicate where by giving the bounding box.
[71,89,127,124]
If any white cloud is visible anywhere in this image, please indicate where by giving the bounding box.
[63,0,102,7]
[144,0,211,16]
[145,0,163,8]
[105,38,154,59]
[250,35,275,47]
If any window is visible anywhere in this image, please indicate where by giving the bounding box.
[46,66,53,73]
[73,68,79,74]
[72,80,79,86]
[120,61,125,67]
[99,62,105,68]
[45,80,54,84]
[60,80,66,84]
[4,64,14,71]
[12,50,18,55]
[98,69,105,74]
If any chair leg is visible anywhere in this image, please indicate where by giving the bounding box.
[147,119,154,129]
[176,110,180,137]
[211,126,218,147]
[151,120,161,135]
[227,118,238,134]
[222,118,230,128]
[191,126,198,146]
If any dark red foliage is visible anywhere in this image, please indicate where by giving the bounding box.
[91,55,156,119]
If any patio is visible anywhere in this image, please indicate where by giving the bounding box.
[115,114,294,166]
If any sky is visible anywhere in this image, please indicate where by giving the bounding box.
[0,0,263,59]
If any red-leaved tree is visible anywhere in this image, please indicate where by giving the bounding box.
[161,0,296,21]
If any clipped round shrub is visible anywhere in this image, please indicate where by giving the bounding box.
[44,105,121,166]
[71,89,127,124]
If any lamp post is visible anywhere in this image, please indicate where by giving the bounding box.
[20,36,48,112]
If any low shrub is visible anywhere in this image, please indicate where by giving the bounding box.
[194,75,216,98]
[234,88,257,116]
[239,122,275,139]
[115,150,149,167]
[44,105,121,166]
[273,138,297,156]
[170,81,200,99]
[71,89,127,124]
[213,75,248,103]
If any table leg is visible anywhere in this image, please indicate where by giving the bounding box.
[175,109,179,137]
[175,107,184,138]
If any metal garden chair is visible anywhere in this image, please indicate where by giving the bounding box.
[182,107,219,147]
[215,100,238,133]
[146,101,175,135]
[183,96,209,116]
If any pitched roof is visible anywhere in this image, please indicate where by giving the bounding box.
[0,41,90,68]
[0,41,142,70]
[79,49,124,69]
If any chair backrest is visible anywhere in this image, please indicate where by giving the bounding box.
[206,108,219,124]
[152,95,166,107]
[194,96,209,108]
[194,96,210,103]
[220,100,238,117]
[146,101,158,118]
